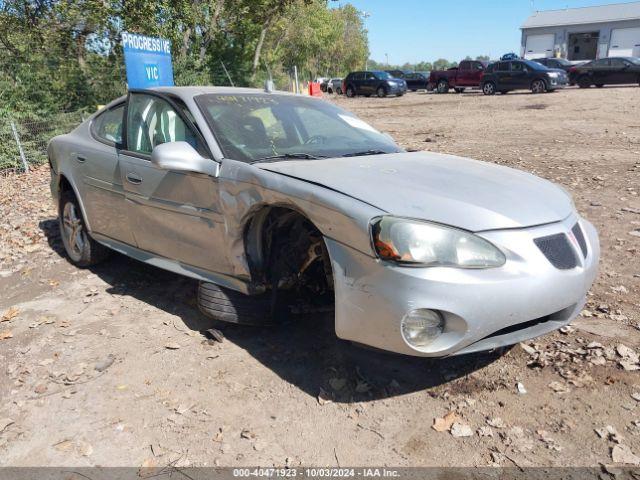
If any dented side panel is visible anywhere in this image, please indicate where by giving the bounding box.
[216,158,384,281]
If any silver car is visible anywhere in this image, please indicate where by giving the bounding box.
[326,78,343,95]
[48,87,600,357]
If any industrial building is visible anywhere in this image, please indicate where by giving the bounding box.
[521,1,640,61]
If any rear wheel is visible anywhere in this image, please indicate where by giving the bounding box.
[578,76,591,89]
[436,79,449,94]
[482,82,496,95]
[336,87,343,95]
[454,88,465,94]
[346,86,356,97]
[327,88,333,94]
[198,282,274,326]
[59,190,109,267]
[377,86,387,98]
[531,79,547,94]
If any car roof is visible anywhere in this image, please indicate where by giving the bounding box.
[148,86,297,101]
[97,86,300,114]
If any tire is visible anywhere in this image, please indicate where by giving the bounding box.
[376,86,387,98]
[578,76,591,89]
[436,79,449,94]
[499,90,509,95]
[327,88,333,94]
[59,190,109,267]
[346,86,356,98]
[595,84,604,88]
[531,79,547,94]
[198,282,273,326]
[482,82,496,95]
[337,87,343,95]
[454,88,465,94]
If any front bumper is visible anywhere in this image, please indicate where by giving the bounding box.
[326,213,599,357]
[548,76,568,89]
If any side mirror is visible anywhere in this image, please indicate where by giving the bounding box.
[151,141,218,176]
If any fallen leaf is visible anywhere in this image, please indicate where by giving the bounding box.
[95,354,115,372]
[1,306,19,322]
[0,418,14,433]
[486,417,506,429]
[612,444,640,465]
[34,384,47,394]
[53,439,74,452]
[433,411,459,432]
[450,422,473,437]
[240,429,255,440]
[0,330,13,340]
[164,342,181,350]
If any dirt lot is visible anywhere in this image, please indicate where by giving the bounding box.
[1,86,639,469]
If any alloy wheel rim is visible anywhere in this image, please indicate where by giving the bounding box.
[62,202,84,256]
[484,83,494,94]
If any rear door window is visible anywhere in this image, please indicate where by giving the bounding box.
[93,105,124,145]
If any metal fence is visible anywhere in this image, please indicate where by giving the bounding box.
[0,110,88,174]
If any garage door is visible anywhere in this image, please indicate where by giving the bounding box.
[609,27,640,57]
[524,34,555,59]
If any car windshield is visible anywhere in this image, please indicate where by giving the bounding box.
[523,60,548,70]
[374,71,392,80]
[195,93,402,163]
[555,58,572,66]
[627,57,640,65]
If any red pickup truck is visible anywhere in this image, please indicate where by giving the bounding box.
[427,60,488,93]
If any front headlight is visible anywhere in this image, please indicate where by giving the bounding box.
[372,217,506,268]
[548,72,559,78]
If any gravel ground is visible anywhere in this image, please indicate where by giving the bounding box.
[0,86,639,469]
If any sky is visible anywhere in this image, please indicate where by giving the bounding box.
[331,0,634,64]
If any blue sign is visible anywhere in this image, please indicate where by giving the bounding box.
[122,32,174,89]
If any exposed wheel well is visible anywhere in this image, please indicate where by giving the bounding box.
[243,206,334,312]
[59,175,73,196]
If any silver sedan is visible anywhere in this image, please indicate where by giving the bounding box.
[48,87,599,357]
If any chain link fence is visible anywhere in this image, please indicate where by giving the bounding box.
[0,110,89,174]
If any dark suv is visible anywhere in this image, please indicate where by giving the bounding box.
[343,71,407,98]
[481,59,568,95]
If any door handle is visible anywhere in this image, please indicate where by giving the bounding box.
[76,155,86,163]
[126,173,142,185]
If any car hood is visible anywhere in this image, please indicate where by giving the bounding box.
[257,152,573,232]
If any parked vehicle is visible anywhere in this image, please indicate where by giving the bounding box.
[385,70,407,79]
[531,57,576,73]
[568,57,640,88]
[48,86,599,357]
[481,59,568,95]
[326,78,343,95]
[404,72,430,91]
[427,60,487,93]
[343,71,407,97]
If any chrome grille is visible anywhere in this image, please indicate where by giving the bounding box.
[534,233,578,270]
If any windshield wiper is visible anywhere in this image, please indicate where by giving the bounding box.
[341,149,390,158]
[252,153,327,164]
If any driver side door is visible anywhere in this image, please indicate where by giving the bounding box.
[119,92,229,273]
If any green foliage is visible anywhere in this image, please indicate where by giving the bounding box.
[368,54,492,73]
[0,0,369,116]
[0,0,368,169]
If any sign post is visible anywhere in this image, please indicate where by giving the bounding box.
[122,32,174,89]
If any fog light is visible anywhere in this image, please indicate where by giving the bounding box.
[401,309,444,348]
